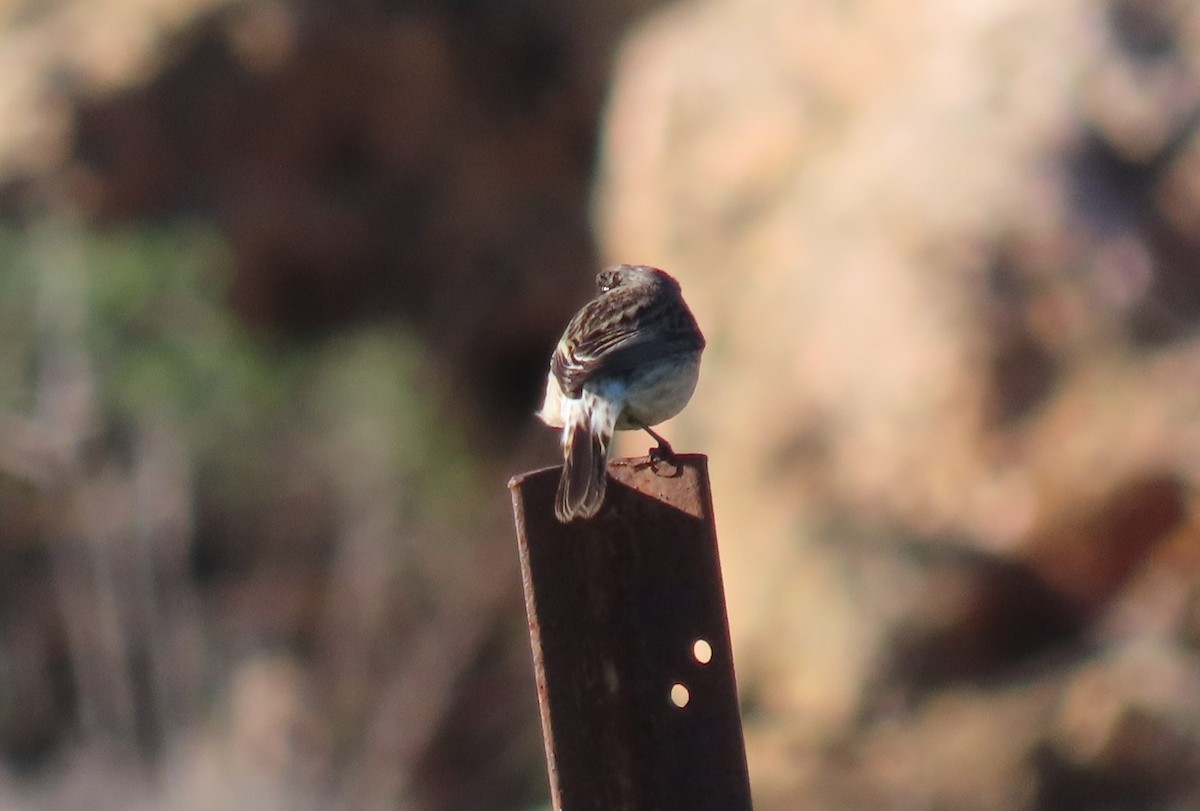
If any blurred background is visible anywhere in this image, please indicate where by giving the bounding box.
[1,0,1200,809]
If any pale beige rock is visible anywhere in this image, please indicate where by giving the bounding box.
[598,0,1200,805]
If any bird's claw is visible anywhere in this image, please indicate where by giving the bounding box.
[648,440,676,465]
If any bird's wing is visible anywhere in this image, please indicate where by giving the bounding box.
[551,293,704,398]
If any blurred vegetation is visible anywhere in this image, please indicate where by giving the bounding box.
[0,220,481,514]
[0,0,657,806]
[0,221,525,805]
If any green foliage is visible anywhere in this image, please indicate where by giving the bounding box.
[81,226,286,440]
[0,221,478,522]
[0,229,39,414]
[0,222,281,434]
[303,327,481,517]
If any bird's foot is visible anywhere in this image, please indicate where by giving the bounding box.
[642,425,677,465]
[649,440,676,465]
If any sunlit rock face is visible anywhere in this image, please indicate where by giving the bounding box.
[596,2,1200,808]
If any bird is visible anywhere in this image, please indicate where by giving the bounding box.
[537,264,705,522]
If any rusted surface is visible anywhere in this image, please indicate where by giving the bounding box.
[509,454,752,811]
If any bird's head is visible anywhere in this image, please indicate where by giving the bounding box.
[596,264,680,295]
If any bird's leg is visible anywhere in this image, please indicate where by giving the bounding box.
[641,424,676,463]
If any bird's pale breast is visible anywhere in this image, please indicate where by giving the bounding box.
[614,352,701,430]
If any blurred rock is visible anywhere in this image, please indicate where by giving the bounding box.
[874,474,1188,707]
[596,0,1200,807]
[1040,640,1200,810]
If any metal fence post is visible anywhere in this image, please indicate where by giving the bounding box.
[509,454,752,811]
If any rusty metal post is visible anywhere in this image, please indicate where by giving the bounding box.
[509,454,752,811]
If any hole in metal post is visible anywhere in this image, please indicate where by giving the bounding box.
[692,638,713,664]
[670,683,690,708]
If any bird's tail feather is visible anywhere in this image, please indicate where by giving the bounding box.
[555,391,617,522]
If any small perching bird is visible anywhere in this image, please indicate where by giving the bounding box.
[538,264,706,522]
